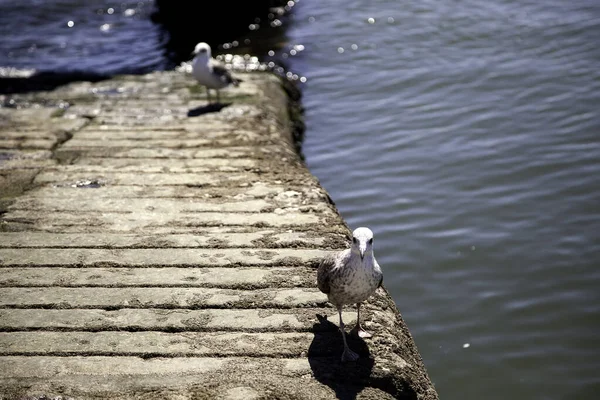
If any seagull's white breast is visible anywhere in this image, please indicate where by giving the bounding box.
[191,57,228,89]
[327,255,382,306]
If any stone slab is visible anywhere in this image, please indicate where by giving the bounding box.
[34,171,256,185]
[0,331,317,357]
[0,267,314,288]
[64,138,276,148]
[9,181,322,200]
[0,357,378,400]
[9,197,273,213]
[29,164,248,174]
[0,158,56,170]
[0,308,344,331]
[0,139,56,150]
[73,156,257,168]
[74,128,266,141]
[2,210,328,232]
[0,131,58,140]
[0,232,340,249]
[0,287,326,309]
[0,248,328,267]
[55,146,292,159]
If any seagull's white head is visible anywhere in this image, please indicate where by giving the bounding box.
[193,42,211,58]
[351,227,374,261]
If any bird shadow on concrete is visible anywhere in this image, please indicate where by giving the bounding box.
[308,314,375,400]
[187,102,231,117]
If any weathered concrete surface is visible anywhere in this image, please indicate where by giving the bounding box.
[0,71,438,399]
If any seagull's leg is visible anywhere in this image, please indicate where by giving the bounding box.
[217,89,221,104]
[338,307,359,362]
[351,302,372,338]
[206,88,212,104]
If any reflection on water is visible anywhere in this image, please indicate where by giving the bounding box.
[287,0,600,399]
[0,1,162,74]
[0,0,305,92]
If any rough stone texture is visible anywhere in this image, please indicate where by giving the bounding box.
[0,71,438,399]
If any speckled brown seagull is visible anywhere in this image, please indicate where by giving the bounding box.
[317,227,384,362]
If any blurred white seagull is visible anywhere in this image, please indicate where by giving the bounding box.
[191,42,241,104]
[317,227,384,362]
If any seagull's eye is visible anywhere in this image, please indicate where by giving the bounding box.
[368,238,373,245]
[352,237,357,244]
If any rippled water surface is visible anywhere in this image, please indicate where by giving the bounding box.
[0,0,163,74]
[288,0,600,398]
[1,0,599,398]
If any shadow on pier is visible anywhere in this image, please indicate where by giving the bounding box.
[308,314,417,400]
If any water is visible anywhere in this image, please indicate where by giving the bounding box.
[0,0,295,78]
[1,1,600,398]
[0,0,163,74]
[288,0,600,398]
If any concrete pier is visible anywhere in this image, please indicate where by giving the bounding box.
[0,71,438,399]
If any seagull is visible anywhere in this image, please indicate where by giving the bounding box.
[317,227,384,362]
[191,42,241,104]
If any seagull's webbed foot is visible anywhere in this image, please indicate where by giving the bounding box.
[350,323,372,339]
[341,345,360,362]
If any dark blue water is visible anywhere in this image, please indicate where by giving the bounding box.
[288,1,600,398]
[0,1,163,74]
[2,1,600,398]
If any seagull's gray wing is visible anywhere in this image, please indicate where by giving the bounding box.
[317,253,337,294]
[212,63,242,86]
[376,260,383,288]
